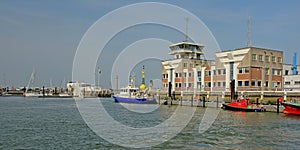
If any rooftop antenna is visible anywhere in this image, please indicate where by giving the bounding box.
[185,17,189,42]
[247,16,251,47]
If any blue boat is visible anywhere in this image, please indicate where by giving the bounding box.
[113,66,156,104]
[112,85,156,104]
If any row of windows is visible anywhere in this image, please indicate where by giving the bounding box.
[213,69,226,75]
[164,81,283,88]
[165,68,282,79]
[237,67,282,75]
[284,81,300,85]
[213,82,226,87]
[252,54,282,63]
[183,63,198,68]
[165,71,203,78]
[162,74,168,79]
[238,67,249,74]
[237,81,281,87]
[164,83,194,88]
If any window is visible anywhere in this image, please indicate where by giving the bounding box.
[258,81,261,86]
[244,67,249,73]
[272,56,275,63]
[251,81,256,86]
[188,83,193,87]
[285,70,289,75]
[163,74,168,79]
[277,82,280,87]
[183,63,187,68]
[273,82,280,88]
[245,81,249,86]
[252,54,257,60]
[239,68,243,73]
[265,68,269,75]
[197,71,201,77]
[184,72,187,77]
[205,71,211,76]
[238,67,249,73]
[163,84,168,88]
[258,55,263,61]
[275,69,281,75]
[188,72,192,77]
[277,57,282,63]
[218,69,221,75]
[295,81,300,85]
[223,69,226,74]
[213,70,216,75]
[285,82,291,85]
[175,73,181,78]
[223,82,226,87]
[205,82,211,87]
[238,81,243,86]
[265,55,270,62]
[190,63,193,68]
[218,82,221,87]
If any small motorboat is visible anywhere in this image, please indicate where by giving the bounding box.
[282,101,300,115]
[112,66,156,104]
[222,98,266,112]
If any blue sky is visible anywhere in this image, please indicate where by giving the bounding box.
[0,0,300,88]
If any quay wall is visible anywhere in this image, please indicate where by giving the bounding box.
[151,90,300,105]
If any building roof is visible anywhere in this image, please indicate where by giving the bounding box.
[218,47,283,53]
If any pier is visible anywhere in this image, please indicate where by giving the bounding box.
[150,90,299,113]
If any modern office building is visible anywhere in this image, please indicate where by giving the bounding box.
[161,41,209,93]
[214,47,283,92]
[162,46,284,92]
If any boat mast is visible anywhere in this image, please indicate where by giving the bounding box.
[25,68,35,93]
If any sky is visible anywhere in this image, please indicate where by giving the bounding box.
[1,0,300,88]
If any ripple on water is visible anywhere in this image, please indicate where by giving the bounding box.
[1,97,300,149]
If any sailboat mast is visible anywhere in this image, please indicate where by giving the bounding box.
[25,68,35,93]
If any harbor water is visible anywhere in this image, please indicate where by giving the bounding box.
[0,97,299,149]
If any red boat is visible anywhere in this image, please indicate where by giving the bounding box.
[282,102,300,115]
[222,98,266,112]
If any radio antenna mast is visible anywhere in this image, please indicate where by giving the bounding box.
[247,16,251,47]
[185,17,189,42]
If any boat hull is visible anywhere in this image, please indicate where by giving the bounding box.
[113,96,156,104]
[222,103,265,112]
[282,102,300,115]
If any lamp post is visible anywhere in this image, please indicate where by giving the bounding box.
[262,51,266,91]
[269,52,273,91]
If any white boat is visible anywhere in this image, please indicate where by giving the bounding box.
[24,68,42,97]
[113,68,156,104]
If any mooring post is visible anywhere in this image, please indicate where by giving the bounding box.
[180,96,182,106]
[191,96,193,107]
[158,94,160,105]
[216,96,219,108]
[203,96,206,107]
[277,98,280,113]
[42,86,45,97]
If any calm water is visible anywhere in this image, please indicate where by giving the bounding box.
[0,97,299,149]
